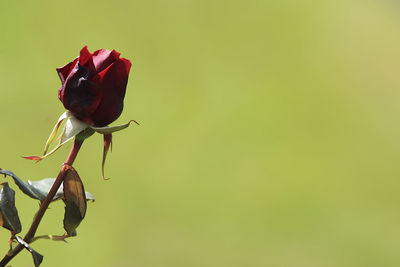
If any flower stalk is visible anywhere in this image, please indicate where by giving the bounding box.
[0,46,135,266]
[0,139,84,266]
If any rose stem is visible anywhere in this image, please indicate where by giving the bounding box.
[0,139,84,266]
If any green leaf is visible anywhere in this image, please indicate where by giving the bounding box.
[90,120,139,134]
[0,183,22,234]
[15,236,43,267]
[30,178,95,202]
[0,170,95,202]
[63,167,87,236]
[28,178,63,201]
[0,170,46,200]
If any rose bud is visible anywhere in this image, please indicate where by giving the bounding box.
[57,46,132,127]
[24,46,138,180]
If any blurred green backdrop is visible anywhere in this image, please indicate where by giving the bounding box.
[1,0,400,266]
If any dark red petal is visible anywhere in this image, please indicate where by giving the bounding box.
[79,46,96,76]
[92,49,120,73]
[78,46,91,66]
[60,63,102,124]
[57,58,79,101]
[89,58,132,126]
[56,58,78,84]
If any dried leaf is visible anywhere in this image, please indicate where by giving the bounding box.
[63,167,87,235]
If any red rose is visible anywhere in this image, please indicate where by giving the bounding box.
[57,46,132,127]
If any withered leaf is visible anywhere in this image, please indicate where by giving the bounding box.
[63,167,87,235]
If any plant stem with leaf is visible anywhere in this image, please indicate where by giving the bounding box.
[0,139,84,266]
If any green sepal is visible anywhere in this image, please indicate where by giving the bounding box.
[23,112,89,162]
[91,120,139,134]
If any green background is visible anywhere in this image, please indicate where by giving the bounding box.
[1,0,400,266]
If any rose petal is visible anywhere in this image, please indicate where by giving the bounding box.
[92,49,120,73]
[57,47,132,127]
[61,63,102,123]
[56,58,78,84]
[89,58,132,126]
[78,46,96,76]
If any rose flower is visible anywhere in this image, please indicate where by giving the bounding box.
[57,46,132,127]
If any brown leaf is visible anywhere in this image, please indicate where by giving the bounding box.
[63,166,86,218]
